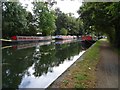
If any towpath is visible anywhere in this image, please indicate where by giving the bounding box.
[49,40,119,88]
[96,40,119,88]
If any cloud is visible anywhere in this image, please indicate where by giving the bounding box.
[53,0,82,17]
[20,0,82,17]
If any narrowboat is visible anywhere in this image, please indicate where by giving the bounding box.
[55,35,76,40]
[2,36,52,45]
[81,35,93,41]
[11,36,52,41]
[81,35,96,45]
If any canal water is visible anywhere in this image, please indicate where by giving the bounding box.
[2,40,90,89]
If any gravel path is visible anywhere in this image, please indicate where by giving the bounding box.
[96,41,119,88]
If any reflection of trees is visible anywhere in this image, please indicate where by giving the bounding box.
[2,47,35,88]
[33,42,82,77]
[33,44,57,77]
[55,42,81,64]
[2,41,82,88]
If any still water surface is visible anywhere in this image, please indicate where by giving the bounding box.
[2,40,88,89]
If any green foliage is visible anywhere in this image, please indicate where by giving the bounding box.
[33,2,56,36]
[2,1,83,38]
[60,28,68,35]
[74,74,87,80]
[74,83,84,88]
[2,1,56,38]
[78,2,120,48]
[55,9,81,35]
[2,2,38,38]
[2,2,28,38]
[62,80,69,85]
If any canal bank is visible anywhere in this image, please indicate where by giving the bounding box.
[49,39,119,88]
[49,39,101,88]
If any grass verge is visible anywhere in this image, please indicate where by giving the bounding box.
[55,40,102,88]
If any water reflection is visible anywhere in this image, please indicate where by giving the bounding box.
[2,40,89,89]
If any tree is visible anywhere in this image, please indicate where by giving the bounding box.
[55,12,68,35]
[2,2,29,38]
[32,2,56,36]
[60,28,68,35]
[55,9,80,35]
[25,11,37,36]
[78,2,120,48]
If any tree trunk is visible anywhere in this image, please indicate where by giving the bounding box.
[114,24,120,48]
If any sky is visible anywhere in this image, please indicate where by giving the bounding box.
[52,0,82,17]
[19,0,83,18]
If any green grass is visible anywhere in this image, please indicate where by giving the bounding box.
[72,39,102,88]
[74,83,84,88]
[50,39,103,88]
[74,73,87,81]
[62,80,69,85]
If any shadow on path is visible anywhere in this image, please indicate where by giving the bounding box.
[96,41,119,88]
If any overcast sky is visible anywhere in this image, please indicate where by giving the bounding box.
[19,0,83,18]
[52,0,82,17]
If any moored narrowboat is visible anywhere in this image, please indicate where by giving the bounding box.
[11,36,52,42]
[81,35,93,41]
[2,36,52,45]
[81,35,96,44]
[55,35,76,40]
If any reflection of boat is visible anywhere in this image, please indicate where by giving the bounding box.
[1,45,12,49]
[80,40,95,50]
[2,41,52,50]
[55,40,75,45]
[55,35,76,40]
[13,41,52,50]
